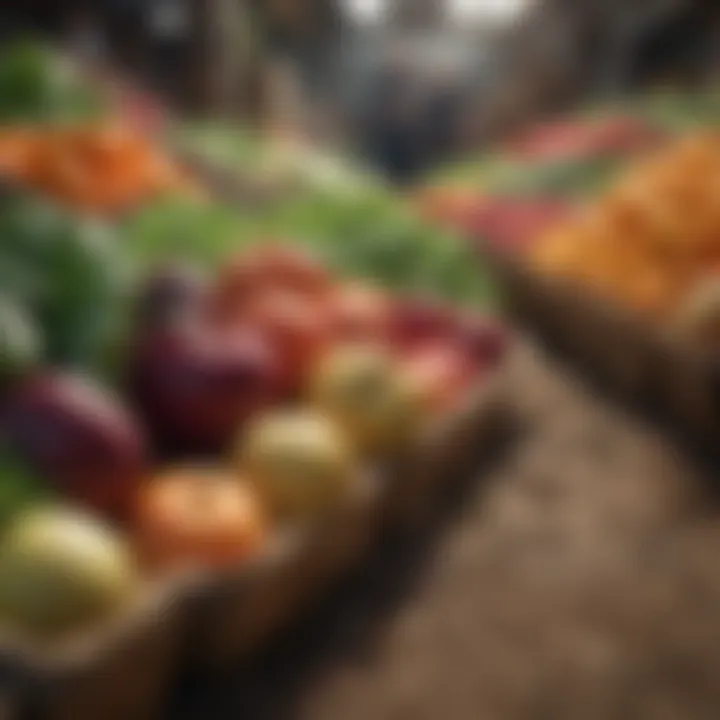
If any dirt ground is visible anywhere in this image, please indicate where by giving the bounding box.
[170,341,720,720]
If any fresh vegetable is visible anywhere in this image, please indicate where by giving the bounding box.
[0,506,135,637]
[172,123,375,199]
[253,190,499,309]
[135,467,267,571]
[0,296,42,386]
[0,124,197,214]
[131,318,282,453]
[244,288,331,396]
[0,41,104,123]
[531,131,720,320]
[502,117,664,163]
[123,193,500,313]
[0,372,147,518]
[240,410,355,519]
[213,244,332,314]
[0,192,131,373]
[309,345,425,455]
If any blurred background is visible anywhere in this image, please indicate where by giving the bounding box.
[4,0,719,182]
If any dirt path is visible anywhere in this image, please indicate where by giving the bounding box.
[171,342,720,720]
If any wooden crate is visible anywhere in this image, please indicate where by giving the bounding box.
[0,579,187,720]
[181,364,513,668]
[0,364,512,714]
[488,250,720,444]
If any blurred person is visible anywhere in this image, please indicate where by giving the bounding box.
[363,67,427,185]
[422,78,464,167]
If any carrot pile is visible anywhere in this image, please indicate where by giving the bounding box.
[0,124,199,214]
[530,132,720,320]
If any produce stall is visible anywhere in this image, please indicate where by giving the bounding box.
[422,93,720,442]
[0,40,512,720]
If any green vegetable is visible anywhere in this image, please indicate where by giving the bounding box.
[123,185,501,312]
[429,153,624,200]
[0,296,41,385]
[122,196,250,269]
[0,191,131,376]
[0,40,104,122]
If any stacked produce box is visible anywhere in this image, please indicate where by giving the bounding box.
[0,41,511,719]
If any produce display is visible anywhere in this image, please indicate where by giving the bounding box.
[173,122,376,200]
[0,214,507,640]
[0,124,197,215]
[124,189,501,311]
[500,115,666,163]
[0,40,508,647]
[421,112,670,255]
[530,131,720,324]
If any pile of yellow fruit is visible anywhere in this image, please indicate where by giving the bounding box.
[530,132,720,321]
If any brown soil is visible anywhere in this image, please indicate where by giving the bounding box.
[171,342,720,720]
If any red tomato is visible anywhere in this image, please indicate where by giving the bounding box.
[214,244,332,318]
[247,289,332,396]
[135,468,267,571]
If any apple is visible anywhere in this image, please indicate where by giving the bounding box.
[310,344,425,455]
[0,373,147,518]
[240,410,355,519]
[130,318,281,454]
[0,506,136,637]
[387,297,459,352]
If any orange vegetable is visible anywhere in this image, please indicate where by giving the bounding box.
[0,124,194,214]
[530,131,720,320]
[135,468,268,571]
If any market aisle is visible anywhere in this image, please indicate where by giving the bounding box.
[172,342,720,720]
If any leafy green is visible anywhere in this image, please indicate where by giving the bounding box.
[0,40,104,123]
[0,192,131,376]
[0,295,42,385]
[122,186,501,312]
[428,153,625,200]
[122,195,255,269]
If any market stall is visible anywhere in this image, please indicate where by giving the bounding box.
[0,39,512,719]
